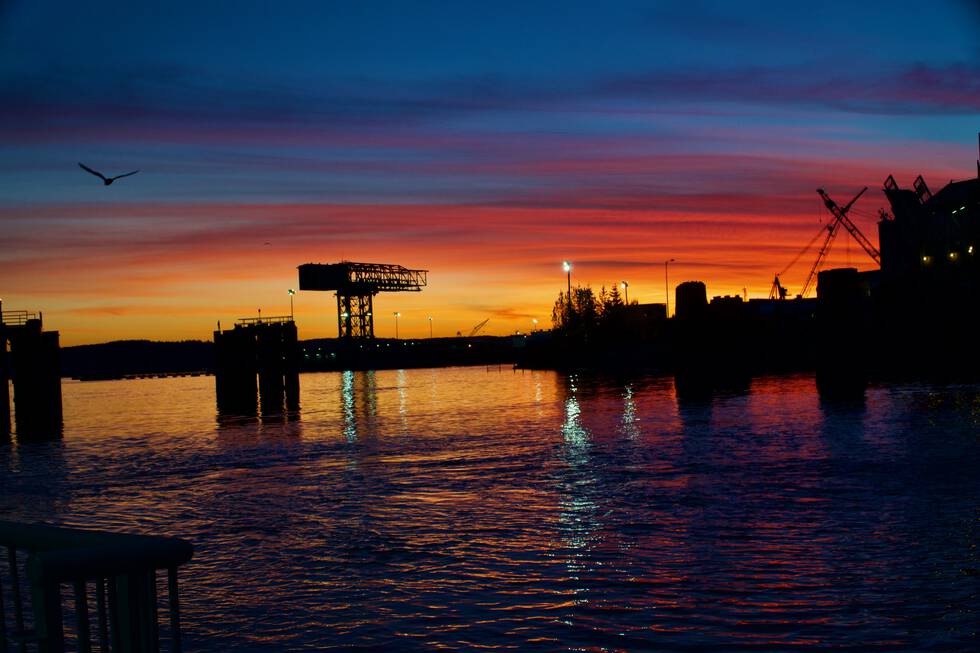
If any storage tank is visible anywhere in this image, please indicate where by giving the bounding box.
[675,281,707,320]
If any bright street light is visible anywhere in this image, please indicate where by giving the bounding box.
[665,259,676,317]
[620,281,629,305]
[394,312,401,339]
[427,315,433,338]
[287,288,296,319]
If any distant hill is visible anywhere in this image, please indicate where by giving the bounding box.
[59,335,523,380]
[60,340,214,380]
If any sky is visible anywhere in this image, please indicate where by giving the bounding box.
[1,0,978,345]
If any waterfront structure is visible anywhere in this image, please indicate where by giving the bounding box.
[874,163,980,372]
[298,262,427,339]
[213,316,299,416]
[1,304,62,439]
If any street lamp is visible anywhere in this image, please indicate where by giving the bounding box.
[532,318,538,331]
[428,315,433,338]
[665,258,676,317]
[561,261,572,315]
[394,312,401,339]
[287,288,296,320]
[620,281,629,306]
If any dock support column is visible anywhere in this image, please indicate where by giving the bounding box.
[256,324,285,415]
[8,323,62,439]
[214,328,258,416]
[283,321,300,412]
[1,323,9,439]
[256,321,300,415]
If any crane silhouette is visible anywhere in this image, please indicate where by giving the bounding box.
[78,162,140,186]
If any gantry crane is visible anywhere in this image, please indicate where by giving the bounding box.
[298,261,427,338]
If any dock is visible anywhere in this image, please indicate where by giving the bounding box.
[1,304,62,439]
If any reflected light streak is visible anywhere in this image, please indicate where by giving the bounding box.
[561,378,589,452]
[363,370,378,417]
[621,384,640,440]
[534,378,545,418]
[558,376,598,560]
[341,370,356,442]
[397,368,408,431]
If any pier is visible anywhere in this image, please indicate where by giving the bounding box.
[1,304,63,439]
[213,316,299,416]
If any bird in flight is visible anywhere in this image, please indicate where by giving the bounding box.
[78,162,140,186]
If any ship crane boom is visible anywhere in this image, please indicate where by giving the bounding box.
[799,187,878,298]
[817,187,880,264]
[468,318,489,337]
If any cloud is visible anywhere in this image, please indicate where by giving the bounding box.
[3,60,978,150]
[600,63,980,115]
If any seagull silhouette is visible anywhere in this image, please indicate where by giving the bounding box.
[78,162,140,186]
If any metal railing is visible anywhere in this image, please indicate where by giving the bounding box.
[234,316,294,327]
[0,521,193,653]
[0,312,40,328]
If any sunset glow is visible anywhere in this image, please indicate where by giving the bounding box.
[2,1,978,345]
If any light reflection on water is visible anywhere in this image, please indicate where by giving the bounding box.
[1,368,978,651]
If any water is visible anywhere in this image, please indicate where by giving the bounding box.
[1,368,978,651]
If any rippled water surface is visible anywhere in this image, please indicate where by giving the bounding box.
[2,368,978,651]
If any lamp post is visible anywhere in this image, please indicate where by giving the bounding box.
[664,258,675,317]
[562,260,573,324]
[394,312,401,339]
[428,315,433,338]
[532,318,538,331]
[287,289,295,320]
[620,281,629,306]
